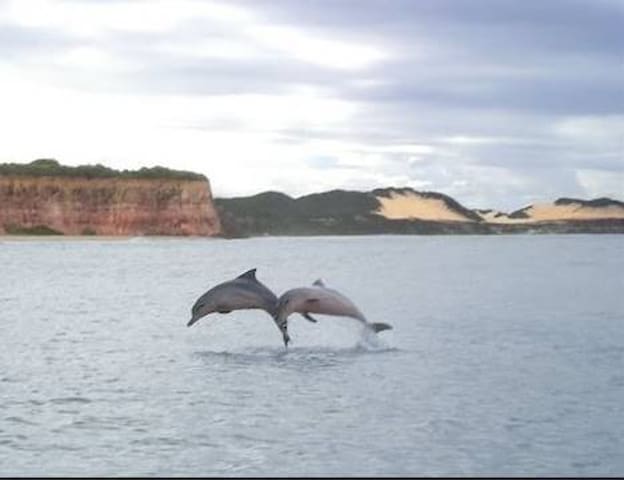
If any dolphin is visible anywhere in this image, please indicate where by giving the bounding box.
[275,279,392,335]
[187,268,290,347]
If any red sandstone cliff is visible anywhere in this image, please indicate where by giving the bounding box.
[0,176,221,236]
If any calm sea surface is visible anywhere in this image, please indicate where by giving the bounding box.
[0,235,622,476]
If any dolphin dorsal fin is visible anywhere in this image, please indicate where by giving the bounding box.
[237,268,257,281]
[313,279,325,287]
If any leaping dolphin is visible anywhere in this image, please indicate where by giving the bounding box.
[274,279,392,336]
[187,268,289,347]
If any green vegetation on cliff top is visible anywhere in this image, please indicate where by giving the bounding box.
[0,159,206,181]
[3,223,63,235]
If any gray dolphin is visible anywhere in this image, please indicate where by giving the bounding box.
[187,268,290,347]
[275,279,392,336]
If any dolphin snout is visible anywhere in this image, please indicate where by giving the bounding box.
[187,316,200,327]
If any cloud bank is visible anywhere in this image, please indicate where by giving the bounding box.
[0,0,622,209]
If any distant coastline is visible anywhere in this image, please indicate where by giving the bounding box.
[0,235,221,242]
[1,159,622,237]
[215,188,624,237]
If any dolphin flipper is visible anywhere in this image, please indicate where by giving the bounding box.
[312,279,326,287]
[301,312,318,323]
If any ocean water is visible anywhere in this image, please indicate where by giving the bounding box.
[0,234,622,476]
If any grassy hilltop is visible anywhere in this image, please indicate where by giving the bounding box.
[0,159,206,181]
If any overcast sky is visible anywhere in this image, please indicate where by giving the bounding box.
[0,0,622,209]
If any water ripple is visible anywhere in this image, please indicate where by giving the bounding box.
[5,416,37,426]
[49,397,92,405]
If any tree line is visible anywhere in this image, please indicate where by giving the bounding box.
[0,159,207,181]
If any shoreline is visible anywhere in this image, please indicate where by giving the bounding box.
[0,235,222,242]
[1,231,623,242]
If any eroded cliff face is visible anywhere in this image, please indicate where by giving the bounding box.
[0,176,221,236]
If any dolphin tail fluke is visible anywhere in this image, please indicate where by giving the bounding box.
[370,322,392,333]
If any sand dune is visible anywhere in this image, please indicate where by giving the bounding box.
[477,201,624,224]
[374,191,475,222]
[375,190,624,224]
[523,203,624,221]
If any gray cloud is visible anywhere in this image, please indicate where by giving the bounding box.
[0,22,79,58]
[236,0,623,56]
[231,0,623,115]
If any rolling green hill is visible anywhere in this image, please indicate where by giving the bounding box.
[215,188,624,237]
